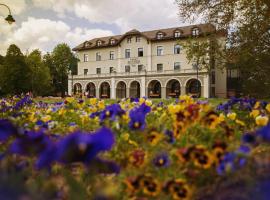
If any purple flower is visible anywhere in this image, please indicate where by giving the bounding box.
[128,111,146,130]
[0,119,18,142]
[164,130,175,144]
[256,124,270,142]
[99,104,125,122]
[153,153,170,168]
[55,127,115,165]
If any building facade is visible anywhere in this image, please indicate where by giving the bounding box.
[70,24,227,99]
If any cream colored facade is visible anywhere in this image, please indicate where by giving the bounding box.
[69,24,227,99]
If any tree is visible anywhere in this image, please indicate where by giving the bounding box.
[48,43,77,97]
[0,44,32,95]
[26,50,53,96]
[176,0,270,98]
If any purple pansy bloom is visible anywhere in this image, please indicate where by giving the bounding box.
[0,119,18,142]
[55,127,115,165]
[99,104,125,121]
[153,153,170,168]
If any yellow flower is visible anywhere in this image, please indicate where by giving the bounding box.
[218,113,225,122]
[46,108,53,114]
[227,112,237,121]
[157,107,162,111]
[168,104,184,114]
[66,97,75,103]
[254,101,260,109]
[139,98,145,104]
[122,133,130,141]
[250,109,260,118]
[58,108,66,115]
[256,115,269,126]
[90,98,97,105]
[266,104,270,113]
[145,100,152,106]
[41,115,52,123]
[128,140,139,147]
[98,101,105,110]
[236,119,246,126]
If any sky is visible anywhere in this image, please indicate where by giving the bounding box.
[0,0,192,55]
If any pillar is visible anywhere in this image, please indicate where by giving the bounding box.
[68,78,72,96]
[141,77,146,97]
[181,86,186,96]
[161,87,166,99]
[117,46,121,73]
[111,78,116,99]
[96,88,100,99]
[126,87,130,98]
[203,75,209,98]
[147,42,152,72]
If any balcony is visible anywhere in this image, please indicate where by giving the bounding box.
[70,68,208,80]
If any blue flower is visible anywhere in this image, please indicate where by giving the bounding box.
[256,124,270,142]
[153,153,170,168]
[128,111,146,130]
[55,127,115,165]
[164,130,175,144]
[0,119,18,142]
[99,104,125,122]
[242,133,256,144]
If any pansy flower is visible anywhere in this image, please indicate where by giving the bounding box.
[153,153,170,168]
[0,119,18,142]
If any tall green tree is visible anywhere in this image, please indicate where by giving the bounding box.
[0,44,31,95]
[48,43,77,97]
[176,0,270,98]
[26,50,53,96]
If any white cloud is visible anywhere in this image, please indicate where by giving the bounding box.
[31,0,184,32]
[0,17,113,55]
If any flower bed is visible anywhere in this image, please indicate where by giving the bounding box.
[0,95,269,199]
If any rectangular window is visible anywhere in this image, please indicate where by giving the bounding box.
[138,65,143,72]
[136,36,141,42]
[125,65,130,73]
[84,69,88,75]
[157,46,163,56]
[96,68,101,74]
[96,52,101,61]
[125,49,131,58]
[174,62,180,71]
[110,67,114,73]
[211,71,216,84]
[110,51,114,60]
[174,45,181,54]
[127,37,132,43]
[157,64,163,72]
[138,48,143,57]
[83,54,89,62]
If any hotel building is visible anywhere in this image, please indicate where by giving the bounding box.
[69,24,227,99]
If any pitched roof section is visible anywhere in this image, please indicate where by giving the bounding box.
[73,23,219,51]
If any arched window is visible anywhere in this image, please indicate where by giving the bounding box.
[174,44,181,54]
[97,40,102,46]
[174,31,181,38]
[110,39,115,45]
[157,32,164,39]
[192,28,200,36]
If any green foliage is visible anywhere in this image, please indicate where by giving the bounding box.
[0,44,32,95]
[26,49,53,96]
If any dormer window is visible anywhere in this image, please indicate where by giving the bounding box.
[157,32,164,39]
[97,40,102,46]
[192,28,200,36]
[127,37,132,43]
[110,39,115,45]
[174,31,181,38]
[85,42,91,47]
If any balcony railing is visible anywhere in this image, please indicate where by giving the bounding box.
[70,68,207,79]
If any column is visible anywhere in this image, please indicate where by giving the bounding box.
[161,87,166,99]
[141,77,146,97]
[96,87,100,99]
[68,78,72,96]
[203,75,209,98]
[111,77,116,99]
[126,87,130,98]
[147,42,152,72]
[181,86,186,96]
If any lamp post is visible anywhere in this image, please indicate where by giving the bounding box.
[0,3,15,24]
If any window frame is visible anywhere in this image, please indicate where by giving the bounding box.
[125,65,130,73]
[174,44,181,54]
[97,40,102,46]
[125,49,131,58]
[96,52,101,61]
[138,48,144,57]
[174,62,181,71]
[83,54,89,62]
[84,68,88,75]
[157,63,163,72]
[110,39,115,45]
[157,32,164,39]
[174,31,181,38]
[127,37,132,43]
[109,51,114,60]
[138,64,143,72]
[136,36,141,42]
[157,46,164,56]
[96,68,101,74]
[192,28,200,36]
[110,67,114,73]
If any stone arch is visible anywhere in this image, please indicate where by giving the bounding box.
[85,82,96,98]
[116,81,127,99]
[147,79,162,98]
[166,79,181,98]
[73,83,82,95]
[130,81,140,98]
[185,78,202,98]
[99,82,110,99]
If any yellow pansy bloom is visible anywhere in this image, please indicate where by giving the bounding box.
[266,104,270,113]
[122,133,130,141]
[254,101,260,109]
[145,100,152,106]
[168,104,184,114]
[98,101,105,110]
[90,98,97,105]
[236,119,246,126]
[218,113,225,122]
[139,98,145,104]
[66,97,75,103]
[227,112,237,121]
[42,115,52,123]
[256,115,269,126]
[250,110,260,118]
